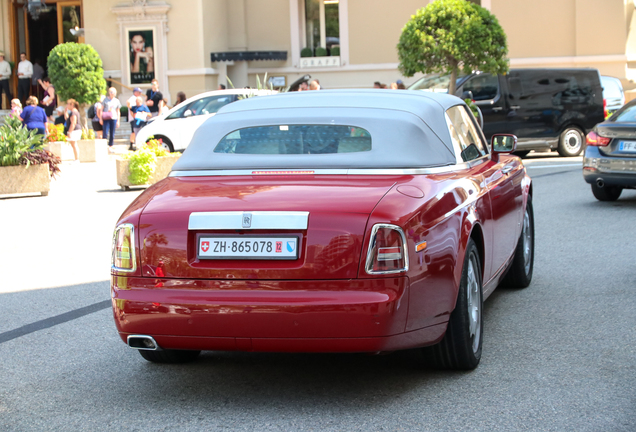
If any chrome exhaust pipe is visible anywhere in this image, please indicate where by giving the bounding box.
[596,179,604,188]
[127,335,161,351]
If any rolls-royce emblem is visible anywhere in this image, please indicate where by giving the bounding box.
[242,213,252,228]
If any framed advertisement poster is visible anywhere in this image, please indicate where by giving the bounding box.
[128,29,155,84]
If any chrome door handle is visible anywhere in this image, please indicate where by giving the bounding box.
[492,107,503,112]
[510,105,521,110]
[501,165,514,174]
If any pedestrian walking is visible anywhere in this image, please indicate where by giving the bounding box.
[31,59,45,98]
[65,99,82,162]
[89,95,105,139]
[176,91,186,105]
[37,77,56,120]
[309,79,321,90]
[11,99,22,117]
[158,98,170,115]
[126,87,143,149]
[16,52,33,106]
[130,96,151,139]
[18,96,47,136]
[54,106,65,125]
[101,87,121,152]
[0,51,12,110]
[145,79,163,117]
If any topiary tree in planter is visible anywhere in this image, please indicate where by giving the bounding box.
[47,43,107,127]
[300,47,313,58]
[315,47,328,57]
[397,0,508,95]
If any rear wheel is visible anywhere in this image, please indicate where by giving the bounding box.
[138,349,200,364]
[502,195,534,288]
[424,239,483,370]
[557,127,584,157]
[591,184,622,201]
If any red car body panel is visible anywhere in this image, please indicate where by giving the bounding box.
[112,155,530,353]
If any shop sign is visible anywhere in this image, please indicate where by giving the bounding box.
[300,56,341,69]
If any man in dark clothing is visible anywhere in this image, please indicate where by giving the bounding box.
[145,78,163,117]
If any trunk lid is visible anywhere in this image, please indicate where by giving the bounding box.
[596,123,636,158]
[138,175,402,280]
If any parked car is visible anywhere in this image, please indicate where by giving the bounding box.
[135,89,277,152]
[583,99,636,201]
[409,68,605,157]
[601,75,625,117]
[111,90,534,370]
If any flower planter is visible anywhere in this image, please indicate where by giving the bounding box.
[45,141,75,161]
[0,164,50,197]
[78,139,108,163]
[116,154,181,191]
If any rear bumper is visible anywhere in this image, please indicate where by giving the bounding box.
[583,147,636,188]
[111,276,447,353]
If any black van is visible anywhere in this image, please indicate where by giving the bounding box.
[409,69,605,157]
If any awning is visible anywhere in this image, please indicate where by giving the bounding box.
[210,51,288,62]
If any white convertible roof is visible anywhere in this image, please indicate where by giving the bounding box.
[172,90,466,171]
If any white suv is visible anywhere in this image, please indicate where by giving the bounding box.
[135,89,277,152]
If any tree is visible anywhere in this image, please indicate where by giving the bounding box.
[47,43,107,126]
[398,0,508,95]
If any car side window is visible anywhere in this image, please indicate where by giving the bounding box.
[461,73,499,101]
[446,105,487,162]
[166,103,192,120]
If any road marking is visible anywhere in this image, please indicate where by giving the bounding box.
[0,300,111,344]
[526,164,581,169]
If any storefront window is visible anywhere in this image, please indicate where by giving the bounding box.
[304,0,340,56]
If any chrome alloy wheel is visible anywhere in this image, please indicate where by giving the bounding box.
[563,129,582,154]
[466,253,481,354]
[523,208,533,275]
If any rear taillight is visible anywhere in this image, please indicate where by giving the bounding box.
[586,131,610,147]
[112,223,136,272]
[365,224,408,274]
[603,99,608,119]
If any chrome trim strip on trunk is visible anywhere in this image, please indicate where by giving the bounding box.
[189,211,310,230]
[169,163,474,178]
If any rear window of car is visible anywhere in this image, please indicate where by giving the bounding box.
[611,104,636,123]
[214,125,372,154]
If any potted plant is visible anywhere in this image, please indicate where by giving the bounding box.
[78,128,108,163]
[0,115,61,197]
[44,123,74,161]
[116,138,181,191]
[47,43,107,127]
[315,47,328,57]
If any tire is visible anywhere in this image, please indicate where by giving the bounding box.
[424,239,483,370]
[591,184,622,201]
[557,127,585,157]
[151,136,174,153]
[138,349,201,364]
[502,195,534,288]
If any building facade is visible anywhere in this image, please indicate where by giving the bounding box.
[1,0,636,105]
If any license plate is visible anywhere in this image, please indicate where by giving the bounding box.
[198,237,299,260]
[619,141,636,152]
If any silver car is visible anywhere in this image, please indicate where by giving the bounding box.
[583,99,636,201]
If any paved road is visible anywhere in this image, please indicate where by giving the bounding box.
[1,155,635,431]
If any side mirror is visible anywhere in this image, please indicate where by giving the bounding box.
[461,90,474,100]
[491,134,517,153]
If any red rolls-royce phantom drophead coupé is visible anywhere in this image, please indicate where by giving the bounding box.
[111,90,533,370]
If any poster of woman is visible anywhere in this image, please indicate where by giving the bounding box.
[129,30,155,84]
